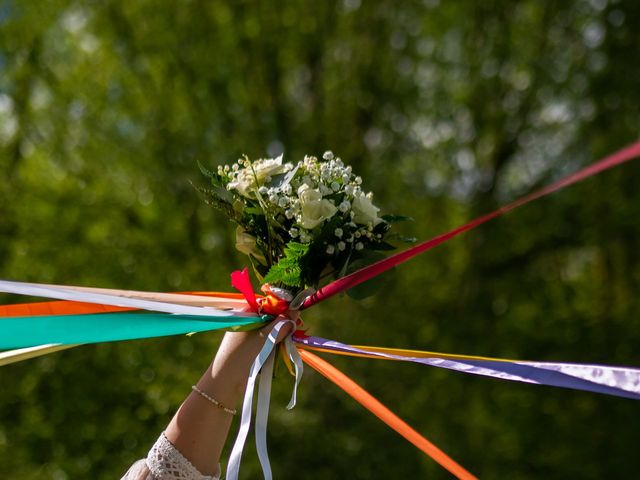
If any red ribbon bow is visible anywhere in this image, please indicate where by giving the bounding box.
[230,268,290,317]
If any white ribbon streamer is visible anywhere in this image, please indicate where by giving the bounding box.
[284,335,304,410]
[255,349,275,479]
[226,319,303,480]
[0,343,79,367]
[0,280,235,317]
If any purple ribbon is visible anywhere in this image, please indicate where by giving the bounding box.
[294,335,640,400]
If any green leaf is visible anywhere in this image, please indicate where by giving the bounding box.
[397,235,417,243]
[263,242,310,288]
[337,250,353,278]
[245,206,265,215]
[385,232,417,244]
[197,160,217,179]
[211,185,234,204]
[381,214,414,224]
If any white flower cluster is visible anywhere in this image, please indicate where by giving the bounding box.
[220,151,384,256]
[218,154,294,198]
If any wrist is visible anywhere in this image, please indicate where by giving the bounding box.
[200,330,265,405]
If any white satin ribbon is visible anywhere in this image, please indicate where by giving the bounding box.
[0,280,235,317]
[0,343,79,367]
[226,319,303,480]
[284,335,304,410]
[255,348,275,478]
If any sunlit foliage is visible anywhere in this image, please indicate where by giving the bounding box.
[1,1,639,478]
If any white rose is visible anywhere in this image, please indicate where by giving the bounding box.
[228,155,287,197]
[352,194,382,225]
[235,226,266,264]
[299,188,338,229]
[227,170,254,197]
[253,154,287,182]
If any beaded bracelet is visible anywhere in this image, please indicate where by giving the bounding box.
[191,385,237,415]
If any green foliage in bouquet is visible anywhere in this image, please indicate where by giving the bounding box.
[262,242,309,288]
[199,152,411,294]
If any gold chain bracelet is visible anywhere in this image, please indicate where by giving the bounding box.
[191,385,237,415]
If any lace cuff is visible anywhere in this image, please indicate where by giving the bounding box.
[146,433,219,480]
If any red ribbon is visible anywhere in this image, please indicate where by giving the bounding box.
[302,141,640,309]
[230,268,290,317]
[230,268,260,312]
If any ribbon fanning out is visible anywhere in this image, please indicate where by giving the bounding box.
[0,281,264,349]
[295,335,640,400]
[0,280,247,317]
[303,141,640,308]
[298,349,477,480]
[2,142,640,479]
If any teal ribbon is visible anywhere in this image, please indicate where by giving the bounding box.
[0,312,262,349]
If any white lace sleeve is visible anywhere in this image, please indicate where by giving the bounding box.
[121,433,219,480]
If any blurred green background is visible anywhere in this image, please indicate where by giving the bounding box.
[1,0,639,478]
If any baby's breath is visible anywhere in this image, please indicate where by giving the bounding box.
[200,150,403,291]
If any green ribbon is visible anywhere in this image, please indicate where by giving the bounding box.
[0,312,262,349]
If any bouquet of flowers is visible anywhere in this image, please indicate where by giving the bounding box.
[198,151,412,296]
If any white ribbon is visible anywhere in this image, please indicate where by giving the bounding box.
[226,319,303,480]
[0,280,234,317]
[255,348,275,478]
[0,343,79,367]
[283,335,304,410]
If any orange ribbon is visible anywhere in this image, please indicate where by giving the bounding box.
[299,349,478,480]
[0,300,131,317]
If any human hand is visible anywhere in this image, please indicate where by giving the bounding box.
[164,316,295,476]
[208,317,294,403]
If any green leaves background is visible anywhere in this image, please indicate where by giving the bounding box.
[1,1,639,478]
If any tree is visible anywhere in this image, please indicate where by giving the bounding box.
[1,1,639,478]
